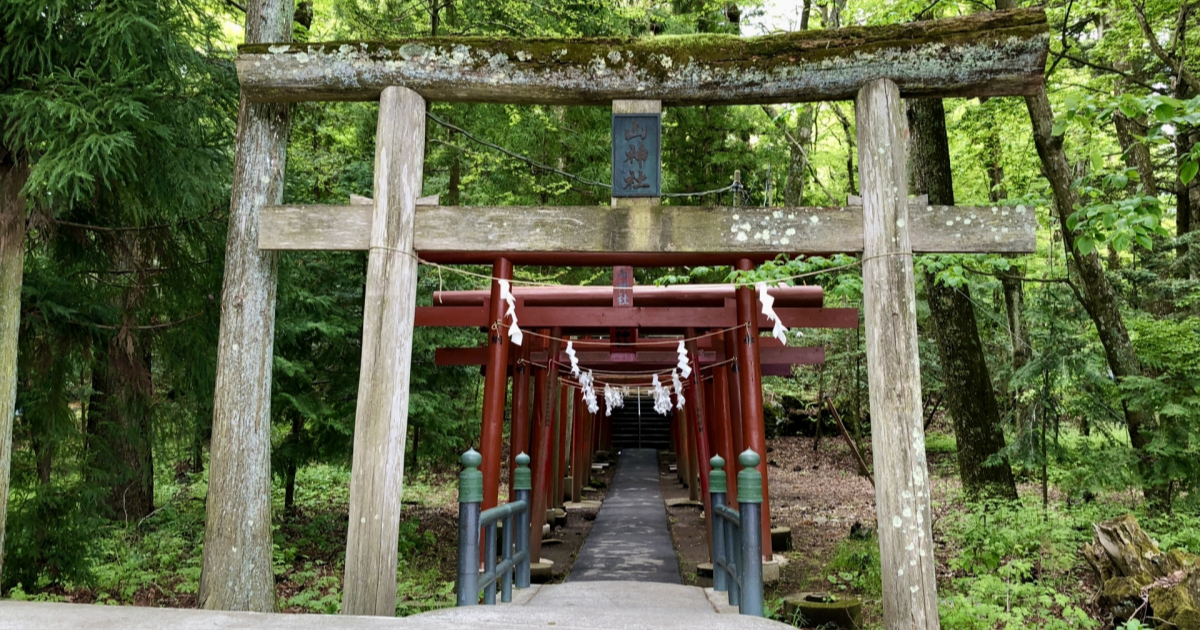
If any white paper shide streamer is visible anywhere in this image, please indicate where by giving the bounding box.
[497,279,522,346]
[755,282,797,344]
[671,370,685,410]
[580,370,599,414]
[565,341,580,378]
[604,383,625,416]
[676,340,692,378]
[652,374,673,415]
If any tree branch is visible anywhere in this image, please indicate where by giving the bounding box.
[1132,0,1200,94]
[1048,50,1159,92]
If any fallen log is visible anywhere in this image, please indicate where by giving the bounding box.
[237,9,1048,105]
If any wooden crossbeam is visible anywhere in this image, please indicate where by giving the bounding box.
[260,202,1036,264]
[414,305,859,329]
[236,9,1047,104]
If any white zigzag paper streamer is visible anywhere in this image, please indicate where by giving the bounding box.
[565,341,580,378]
[755,282,795,344]
[604,383,625,416]
[497,279,523,346]
[676,340,692,378]
[671,370,685,410]
[652,374,673,415]
[580,370,599,414]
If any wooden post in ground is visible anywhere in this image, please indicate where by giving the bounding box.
[686,334,713,556]
[509,343,533,496]
[341,86,426,616]
[481,258,514,510]
[529,329,560,562]
[734,260,773,559]
[856,78,940,630]
[198,0,294,611]
[0,154,28,585]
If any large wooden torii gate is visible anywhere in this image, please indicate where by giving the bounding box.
[204,6,1047,628]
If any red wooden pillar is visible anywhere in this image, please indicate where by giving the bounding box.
[480,258,513,511]
[686,333,713,502]
[674,408,689,486]
[529,329,560,563]
[556,382,571,508]
[686,333,713,558]
[735,259,773,559]
[684,389,700,502]
[571,387,586,503]
[509,341,533,496]
[724,327,745,468]
[712,362,738,506]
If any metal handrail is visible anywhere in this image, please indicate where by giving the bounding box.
[457,450,533,606]
[709,451,765,616]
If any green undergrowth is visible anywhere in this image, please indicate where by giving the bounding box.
[4,463,458,616]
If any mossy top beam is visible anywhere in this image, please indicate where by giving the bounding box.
[236,9,1048,105]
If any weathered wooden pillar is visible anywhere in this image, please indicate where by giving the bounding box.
[856,78,940,630]
[529,329,560,562]
[481,258,513,510]
[199,0,294,611]
[734,260,773,559]
[341,86,426,617]
[508,342,533,496]
[0,154,28,585]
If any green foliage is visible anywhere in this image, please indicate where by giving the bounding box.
[824,536,882,598]
[2,484,101,590]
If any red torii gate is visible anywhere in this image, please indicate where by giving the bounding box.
[417,272,860,567]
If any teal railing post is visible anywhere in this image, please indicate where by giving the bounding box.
[709,454,728,593]
[738,449,764,617]
[514,452,533,588]
[456,449,483,606]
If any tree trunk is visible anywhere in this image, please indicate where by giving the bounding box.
[1002,272,1031,435]
[1178,130,1199,277]
[1023,85,1167,508]
[283,413,302,513]
[0,150,27,586]
[199,0,294,612]
[907,97,1017,501]
[90,336,155,521]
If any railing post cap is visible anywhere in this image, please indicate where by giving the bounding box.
[462,448,483,469]
[710,454,725,470]
[513,451,532,491]
[459,448,484,504]
[738,449,760,468]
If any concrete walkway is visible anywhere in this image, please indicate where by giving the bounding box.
[567,448,681,583]
[0,583,792,629]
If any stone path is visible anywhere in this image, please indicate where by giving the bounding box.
[566,448,681,583]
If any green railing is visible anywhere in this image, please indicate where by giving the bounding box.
[710,450,765,616]
[456,450,532,606]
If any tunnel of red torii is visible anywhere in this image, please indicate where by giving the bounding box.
[415,263,859,564]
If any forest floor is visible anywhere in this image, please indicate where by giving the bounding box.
[13,430,1200,629]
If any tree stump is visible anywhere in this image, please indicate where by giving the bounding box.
[1083,514,1200,629]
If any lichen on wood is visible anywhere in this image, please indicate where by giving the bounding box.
[236,9,1048,105]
